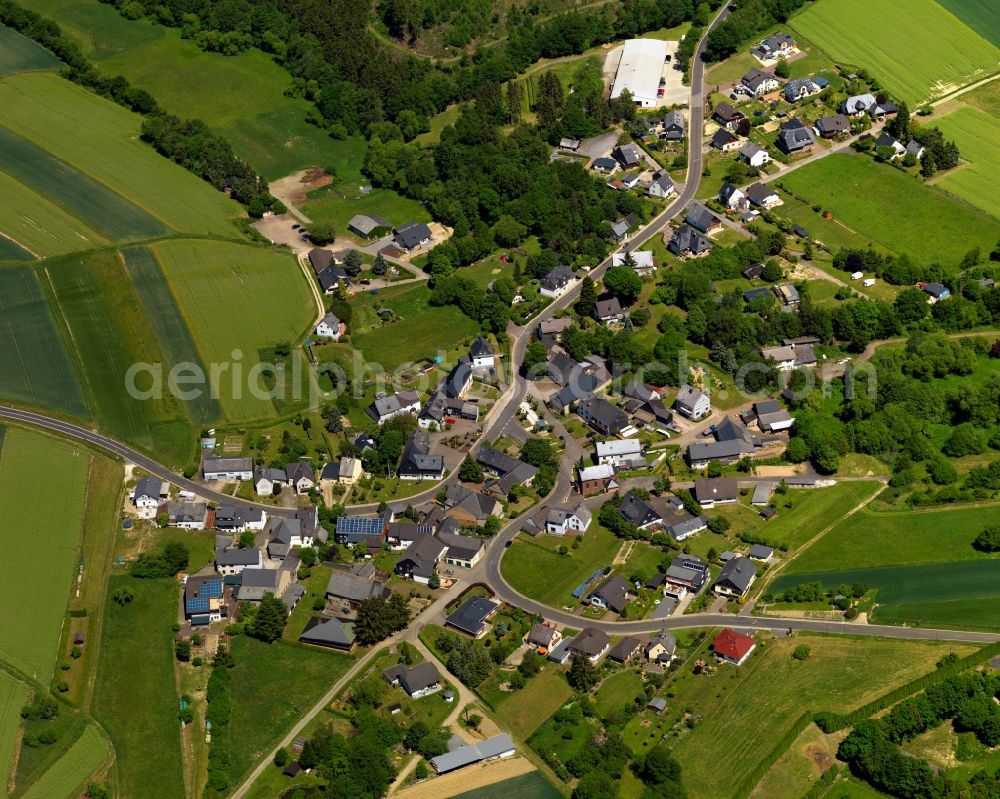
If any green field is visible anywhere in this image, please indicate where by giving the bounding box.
[929,106,1000,217]
[301,186,431,242]
[150,239,314,421]
[47,250,193,464]
[0,24,60,74]
[17,0,366,181]
[0,427,89,681]
[19,724,109,799]
[0,72,243,236]
[782,503,1000,574]
[0,170,109,257]
[93,576,185,799]
[790,0,1000,103]
[488,666,573,740]
[0,671,29,791]
[446,772,562,799]
[779,154,998,261]
[665,635,974,798]
[594,669,644,720]
[0,236,35,261]
[351,283,481,371]
[933,0,1000,48]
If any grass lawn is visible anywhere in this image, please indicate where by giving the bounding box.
[446,771,562,799]
[750,723,841,799]
[93,576,184,799]
[350,282,480,371]
[19,723,109,799]
[500,525,623,609]
[0,170,108,257]
[0,24,60,74]
[301,185,430,241]
[777,153,998,262]
[928,106,1000,218]
[668,635,975,798]
[489,666,572,740]
[593,669,644,720]
[782,502,1000,574]
[0,427,89,681]
[151,239,314,421]
[789,0,1000,104]
[0,268,86,416]
[0,73,243,236]
[416,103,462,146]
[226,636,354,784]
[0,671,29,790]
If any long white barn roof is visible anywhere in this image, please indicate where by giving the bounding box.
[611,39,668,105]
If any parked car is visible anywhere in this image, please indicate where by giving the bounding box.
[659,77,666,86]
[360,278,371,285]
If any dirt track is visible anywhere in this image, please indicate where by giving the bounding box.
[390,757,536,799]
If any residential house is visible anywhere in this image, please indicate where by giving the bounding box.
[307,247,335,274]
[749,543,774,561]
[588,574,633,614]
[905,140,925,159]
[445,596,501,637]
[366,390,421,425]
[443,484,502,526]
[663,555,709,599]
[526,623,561,652]
[419,392,479,429]
[476,448,537,487]
[594,297,626,324]
[675,383,711,419]
[393,221,432,252]
[739,142,769,171]
[816,114,850,138]
[612,143,642,169]
[668,225,712,258]
[538,318,573,341]
[347,213,391,239]
[752,32,796,61]
[317,265,350,294]
[922,282,951,301]
[578,463,618,494]
[748,399,795,432]
[619,490,662,530]
[612,250,656,275]
[874,132,906,159]
[567,628,611,663]
[203,457,254,481]
[746,182,781,209]
[684,204,723,235]
[591,156,618,173]
[777,118,816,154]
[184,575,227,624]
[159,501,207,530]
[238,567,292,603]
[285,460,315,494]
[398,430,444,481]
[334,514,388,546]
[761,343,813,370]
[385,522,432,550]
[299,617,356,651]
[267,508,320,559]
[608,636,644,663]
[784,77,826,102]
[469,337,495,369]
[482,460,539,498]
[438,531,486,570]
[431,734,515,774]
[214,546,262,576]
[711,128,741,152]
[712,556,757,597]
[214,505,267,533]
[686,437,754,469]
[841,93,877,117]
[713,102,746,132]
[644,630,677,664]
[660,109,686,141]
[740,67,781,98]
[693,477,738,507]
[647,170,676,199]
[133,476,168,513]
[445,358,474,399]
[254,466,287,496]
[395,532,448,583]
[326,562,388,608]
[610,214,636,243]
[545,504,592,535]
[719,182,748,211]
[712,628,756,665]
[667,514,709,542]
[384,662,442,698]
[595,439,644,468]
[539,264,577,299]
[559,137,581,151]
[577,397,628,435]
[743,262,765,280]
[315,312,343,340]
[322,456,363,486]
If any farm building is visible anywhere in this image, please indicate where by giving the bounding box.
[610,39,669,108]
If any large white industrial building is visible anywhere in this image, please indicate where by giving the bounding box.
[610,38,669,108]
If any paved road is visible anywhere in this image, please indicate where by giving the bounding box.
[0,406,298,519]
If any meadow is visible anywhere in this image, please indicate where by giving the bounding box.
[350,283,481,371]
[93,576,185,799]
[448,772,562,799]
[926,0,1000,48]
[928,106,1000,217]
[0,236,34,262]
[0,671,29,791]
[17,0,366,181]
[666,635,974,798]
[778,154,998,262]
[0,170,109,257]
[0,269,85,415]
[301,186,431,243]
[782,502,1000,574]
[151,239,314,421]
[0,24,60,74]
[19,724,109,799]
[47,250,193,465]
[483,666,572,740]
[789,0,1000,103]
[0,72,243,236]
[0,427,89,682]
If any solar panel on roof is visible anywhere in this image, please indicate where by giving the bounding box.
[187,597,209,613]
[202,579,223,598]
[336,516,384,534]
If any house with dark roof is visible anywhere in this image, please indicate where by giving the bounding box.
[667,514,709,542]
[686,438,753,469]
[133,476,168,511]
[711,128,741,152]
[742,262,765,280]
[347,214,392,239]
[445,596,501,637]
[612,143,642,169]
[184,575,226,623]
[777,118,816,154]
[587,574,633,614]
[746,182,781,209]
[608,636,644,663]
[418,392,479,430]
[784,77,826,102]
[307,248,335,274]
[213,504,267,532]
[437,531,486,569]
[398,430,444,480]
[712,628,756,665]
[567,628,611,662]
[445,358,473,399]
[719,183,748,211]
[874,132,906,159]
[384,662,442,697]
[545,504,592,535]
[299,617,356,650]
[660,109,686,140]
[752,32,796,61]
[685,204,722,235]
[591,156,618,173]
[816,114,850,138]
[367,390,421,425]
[476,448,537,486]
[577,397,628,435]
[443,484,502,526]
[594,297,626,324]
[668,226,712,258]
[922,282,951,301]
[647,170,676,199]
[469,336,494,369]
[739,141,770,167]
[253,466,287,497]
[393,221,432,252]
[315,312,343,340]
[739,67,781,97]
[317,265,350,294]
[663,555,709,598]
[645,630,677,663]
[237,567,291,603]
[713,102,746,131]
[749,543,774,561]
[526,623,561,652]
[712,556,757,597]
[159,501,207,530]
[395,532,448,583]
[619,490,662,530]
[326,562,388,607]
[905,140,925,159]
[693,477,738,507]
[539,264,577,299]
[675,383,711,419]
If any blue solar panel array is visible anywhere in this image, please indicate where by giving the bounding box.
[202,579,223,597]
[187,596,211,613]
[336,516,384,535]
[186,578,223,614]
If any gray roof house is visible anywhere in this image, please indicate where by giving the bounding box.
[693,477,738,506]
[612,143,642,168]
[587,574,633,614]
[668,225,712,258]
[661,109,686,141]
[576,397,628,435]
[347,214,391,238]
[307,247,335,274]
[816,114,850,137]
[567,627,611,662]
[675,383,710,419]
[326,563,388,605]
[384,661,442,697]
[778,118,816,154]
[398,430,444,480]
[712,556,757,597]
[299,617,356,650]
[393,221,432,251]
[684,204,722,234]
[445,596,501,636]
[594,297,626,323]
[430,733,515,774]
[619,490,662,530]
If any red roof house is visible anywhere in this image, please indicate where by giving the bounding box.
[711,628,756,665]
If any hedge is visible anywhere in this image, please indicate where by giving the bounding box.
[731,711,814,799]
